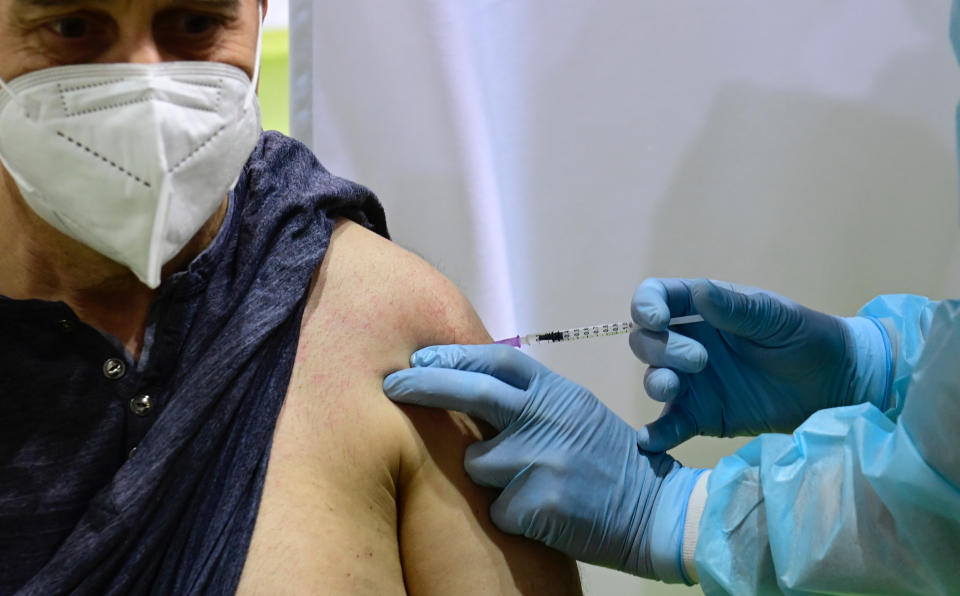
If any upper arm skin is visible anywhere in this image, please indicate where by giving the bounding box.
[314,219,581,595]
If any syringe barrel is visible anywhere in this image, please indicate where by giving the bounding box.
[508,315,704,347]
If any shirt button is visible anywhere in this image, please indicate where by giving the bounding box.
[102,358,126,380]
[128,446,138,459]
[129,394,153,417]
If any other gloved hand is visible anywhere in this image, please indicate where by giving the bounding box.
[383,345,705,583]
[630,278,893,453]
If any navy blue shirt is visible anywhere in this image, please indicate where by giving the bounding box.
[0,132,387,595]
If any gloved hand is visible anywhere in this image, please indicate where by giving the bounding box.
[630,278,893,452]
[383,345,705,583]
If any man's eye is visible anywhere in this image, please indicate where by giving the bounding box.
[153,11,226,49]
[182,14,217,35]
[50,17,92,39]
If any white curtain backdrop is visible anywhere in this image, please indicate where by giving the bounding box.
[290,2,960,594]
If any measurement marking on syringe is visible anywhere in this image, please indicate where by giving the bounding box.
[495,315,704,348]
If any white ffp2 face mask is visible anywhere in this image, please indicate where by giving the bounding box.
[0,9,263,289]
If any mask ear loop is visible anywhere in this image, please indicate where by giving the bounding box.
[0,74,41,120]
[0,76,24,111]
[243,0,265,109]
[0,76,14,100]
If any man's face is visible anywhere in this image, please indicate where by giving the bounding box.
[0,0,263,83]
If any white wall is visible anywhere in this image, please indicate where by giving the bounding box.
[291,2,960,594]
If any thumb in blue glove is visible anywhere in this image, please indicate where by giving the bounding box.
[630,278,893,453]
[383,344,705,583]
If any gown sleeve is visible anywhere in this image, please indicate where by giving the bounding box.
[693,295,960,595]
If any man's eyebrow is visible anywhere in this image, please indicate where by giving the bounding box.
[12,0,108,6]
[13,0,242,10]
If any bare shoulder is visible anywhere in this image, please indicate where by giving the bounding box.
[306,217,490,368]
[305,219,580,594]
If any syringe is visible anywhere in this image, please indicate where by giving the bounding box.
[495,315,704,348]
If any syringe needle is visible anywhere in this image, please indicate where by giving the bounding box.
[494,315,704,348]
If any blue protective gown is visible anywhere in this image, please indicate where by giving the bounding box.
[695,295,960,594]
[696,5,960,590]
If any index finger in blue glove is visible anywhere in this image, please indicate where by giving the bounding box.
[408,344,544,391]
[383,366,527,430]
[631,278,699,330]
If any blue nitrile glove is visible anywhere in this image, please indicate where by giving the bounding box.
[629,278,893,453]
[383,345,706,583]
